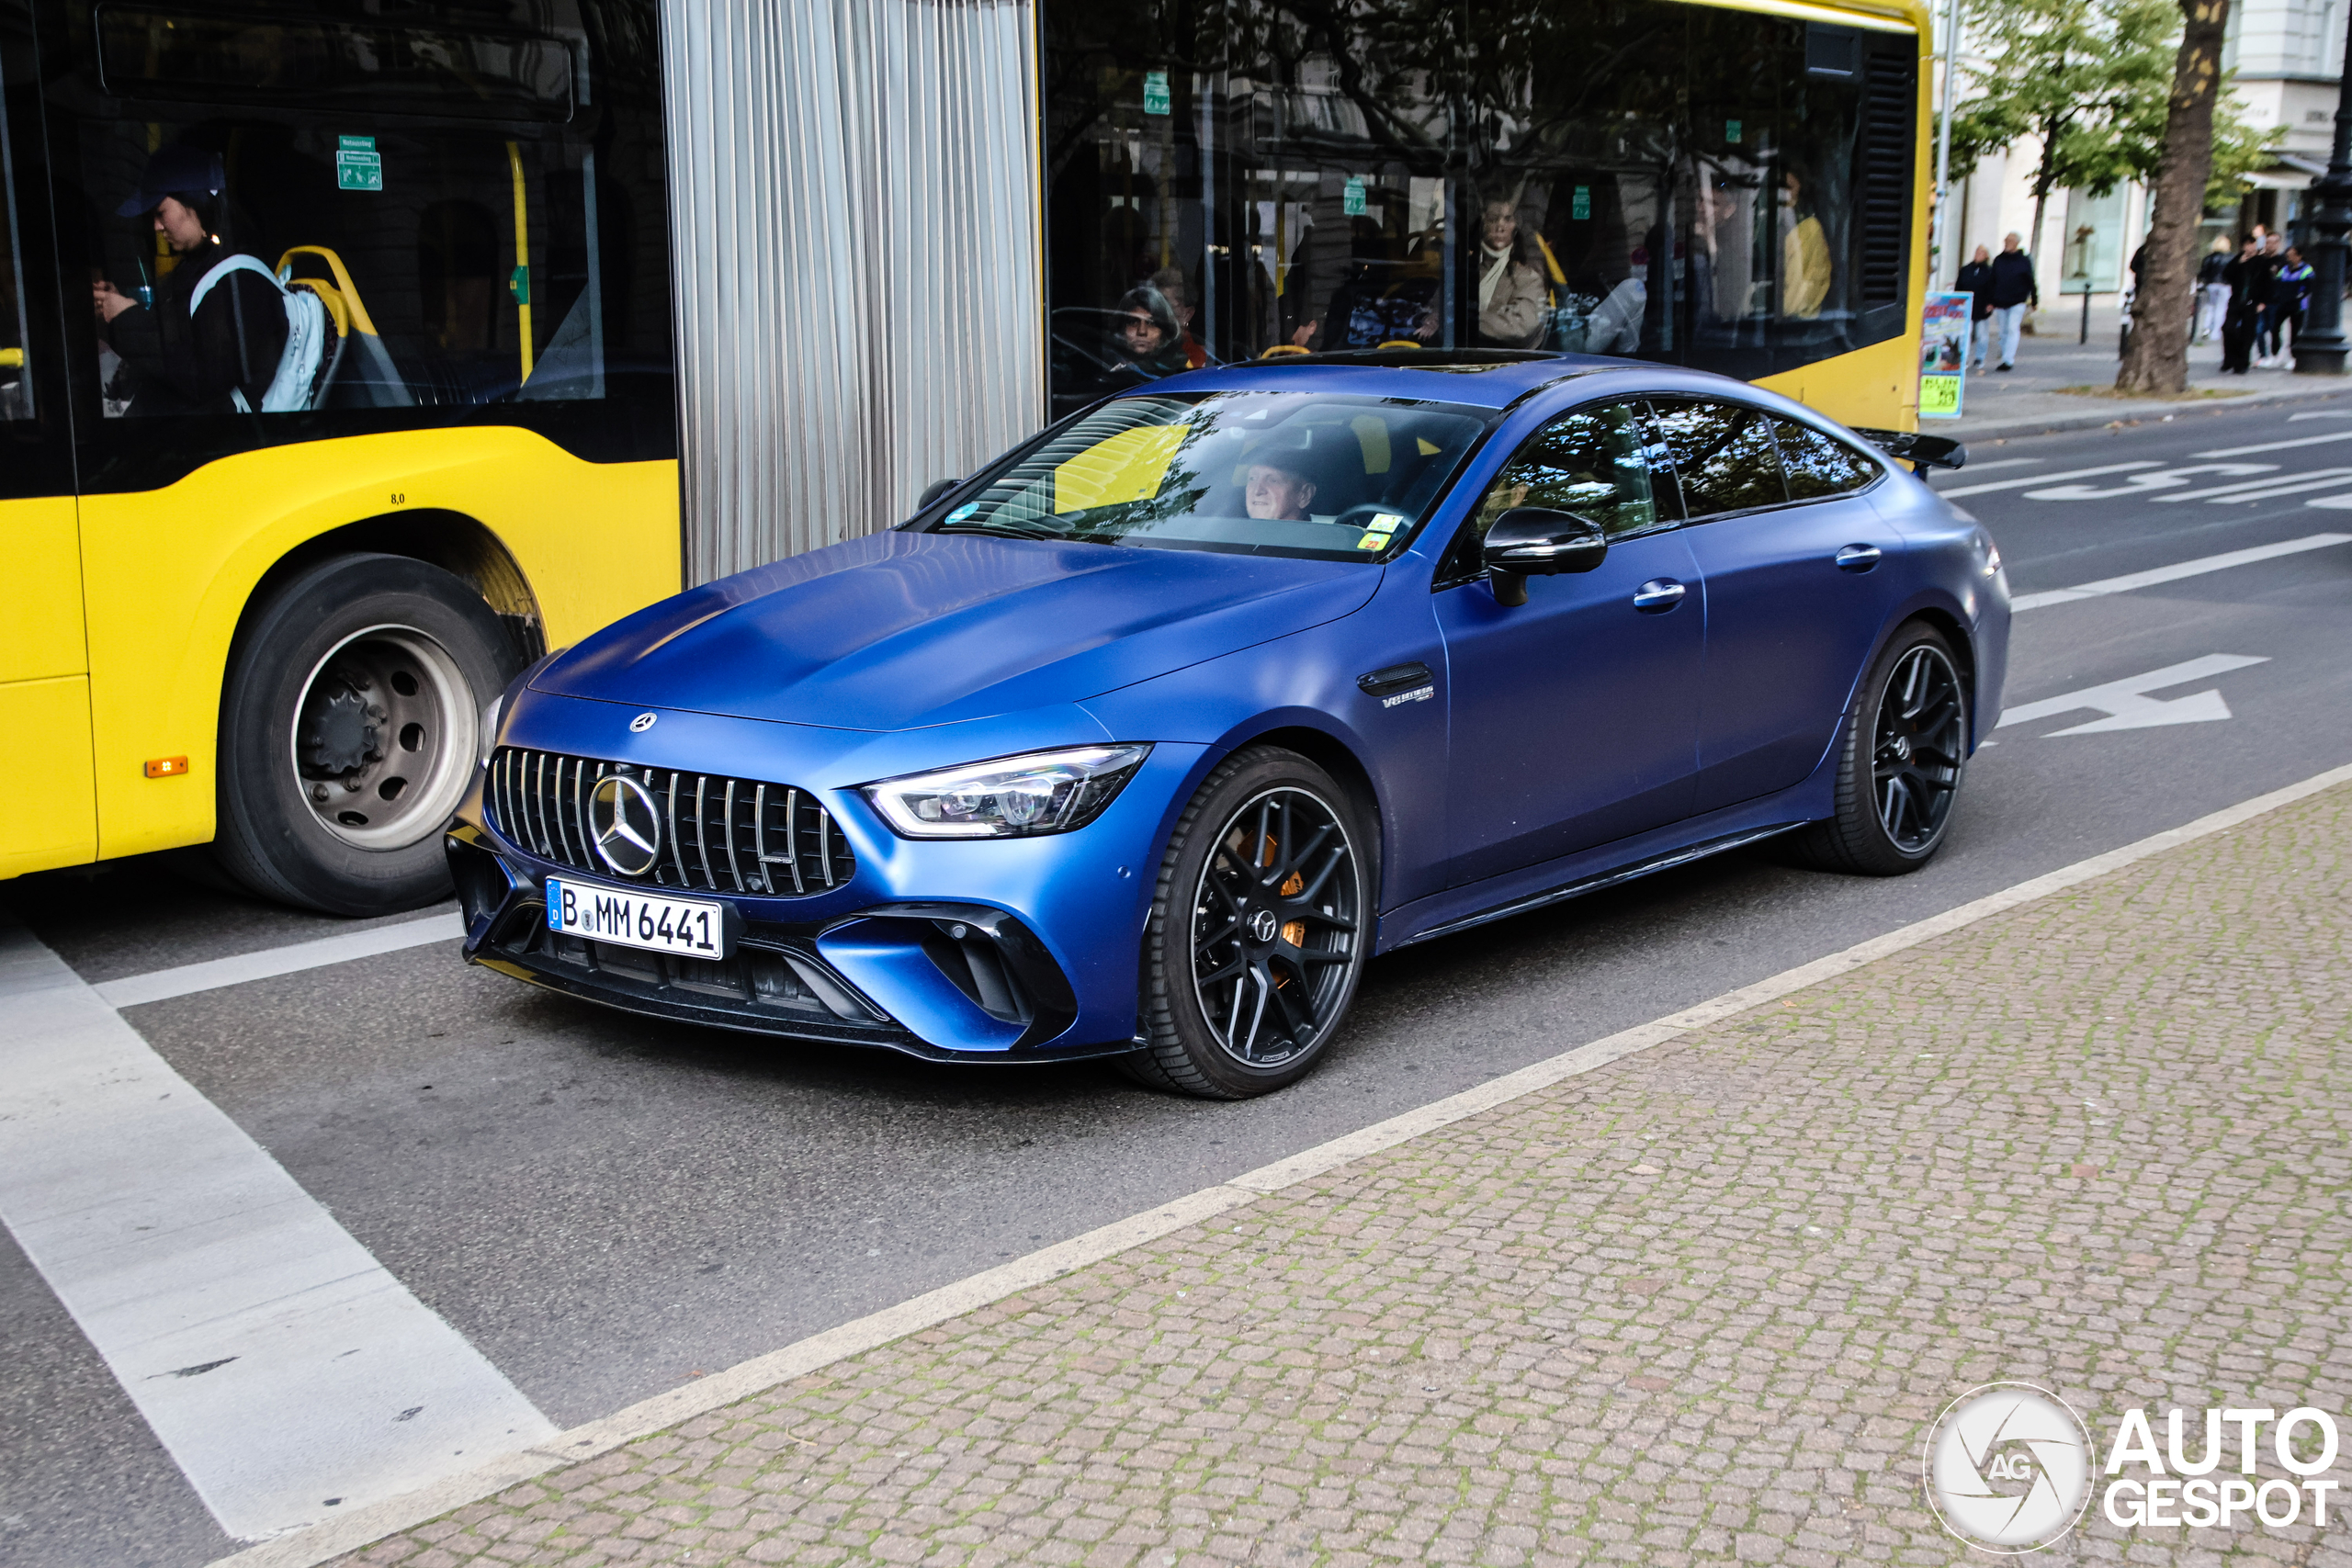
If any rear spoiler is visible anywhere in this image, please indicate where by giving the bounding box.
[1854,427,1967,472]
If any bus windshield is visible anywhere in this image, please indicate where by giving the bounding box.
[929,391,1494,562]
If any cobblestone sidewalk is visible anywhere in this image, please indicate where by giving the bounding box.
[350,786,2352,1568]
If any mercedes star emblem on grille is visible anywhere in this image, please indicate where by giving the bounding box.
[588,774,663,875]
[629,711,658,733]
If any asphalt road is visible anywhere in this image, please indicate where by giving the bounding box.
[6,392,2351,1568]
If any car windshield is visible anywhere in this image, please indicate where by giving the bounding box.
[929,391,1497,561]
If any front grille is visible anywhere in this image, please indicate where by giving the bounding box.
[488,747,855,896]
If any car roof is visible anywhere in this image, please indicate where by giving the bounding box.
[1137,350,1775,413]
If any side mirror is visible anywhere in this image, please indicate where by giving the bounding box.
[1481,507,1608,606]
[1853,427,1967,472]
[917,477,962,510]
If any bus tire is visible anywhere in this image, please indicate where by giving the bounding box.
[214,552,520,916]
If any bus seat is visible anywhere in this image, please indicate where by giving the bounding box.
[277,245,415,407]
[287,277,352,403]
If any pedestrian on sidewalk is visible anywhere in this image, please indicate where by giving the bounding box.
[1986,232,2035,370]
[2276,245,2314,360]
[2221,234,2260,374]
[2251,233,2285,366]
[1955,244,1996,373]
[2195,235,2231,342]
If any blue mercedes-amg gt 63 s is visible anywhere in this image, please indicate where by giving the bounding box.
[447,350,2007,1098]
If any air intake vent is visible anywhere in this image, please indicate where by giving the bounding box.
[489,748,854,897]
[1859,50,1916,307]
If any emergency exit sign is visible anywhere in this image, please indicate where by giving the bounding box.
[1143,71,1170,115]
[336,134,382,191]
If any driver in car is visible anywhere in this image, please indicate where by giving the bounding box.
[1244,460,1318,521]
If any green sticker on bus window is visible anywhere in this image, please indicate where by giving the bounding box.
[1572,186,1591,220]
[336,134,381,192]
[1343,176,1367,216]
[1725,118,1743,144]
[1143,70,1170,115]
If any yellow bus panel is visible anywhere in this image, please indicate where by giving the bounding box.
[77,430,678,863]
[1,496,88,683]
[0,674,97,876]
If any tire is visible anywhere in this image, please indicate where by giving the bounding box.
[213,553,520,915]
[1125,746,1374,1099]
[1783,621,1971,875]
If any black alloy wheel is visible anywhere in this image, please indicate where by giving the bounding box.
[1871,642,1967,852]
[1128,747,1372,1098]
[1786,622,1971,875]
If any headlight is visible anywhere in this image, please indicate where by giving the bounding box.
[861,744,1153,839]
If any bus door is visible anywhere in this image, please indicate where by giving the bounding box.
[0,6,96,877]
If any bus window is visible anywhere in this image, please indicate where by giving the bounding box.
[73,10,625,422]
[0,49,30,419]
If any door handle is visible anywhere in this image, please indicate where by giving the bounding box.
[1632,578,1687,613]
[1836,543,1883,572]
[1357,661,1433,697]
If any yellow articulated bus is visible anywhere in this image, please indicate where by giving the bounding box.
[1,0,676,912]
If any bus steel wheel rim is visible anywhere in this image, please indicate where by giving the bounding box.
[1189,785,1363,1070]
[288,624,477,851]
[1872,644,1965,853]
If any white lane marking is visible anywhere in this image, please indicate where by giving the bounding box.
[2020,462,2273,500]
[2288,410,2352,421]
[96,912,465,1010]
[2150,467,2352,504]
[1941,457,2045,475]
[1939,460,2162,499]
[2195,429,2352,456]
[205,756,2352,1568]
[2009,532,2352,611]
[1995,654,2269,735]
[0,923,554,1544]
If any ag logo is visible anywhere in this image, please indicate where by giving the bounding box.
[588,774,662,876]
[1924,1382,2094,1552]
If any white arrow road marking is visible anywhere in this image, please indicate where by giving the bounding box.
[0,922,554,1543]
[2151,467,2352,503]
[1994,654,2270,736]
[2008,532,2352,611]
[1939,460,2163,500]
[2020,463,2274,500]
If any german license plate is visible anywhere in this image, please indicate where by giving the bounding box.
[545,877,729,958]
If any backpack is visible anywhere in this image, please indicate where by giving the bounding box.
[187,254,332,412]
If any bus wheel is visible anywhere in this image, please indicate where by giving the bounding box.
[215,552,520,915]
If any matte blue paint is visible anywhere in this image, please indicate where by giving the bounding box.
[452,358,2011,1063]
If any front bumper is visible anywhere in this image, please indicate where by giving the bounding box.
[444,712,1211,1061]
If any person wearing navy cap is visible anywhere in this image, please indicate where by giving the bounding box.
[90,144,285,416]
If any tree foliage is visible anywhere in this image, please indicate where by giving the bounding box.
[1951,0,2273,230]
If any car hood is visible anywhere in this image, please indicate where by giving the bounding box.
[534,530,1383,730]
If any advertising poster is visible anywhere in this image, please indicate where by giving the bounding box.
[1918,290,1972,419]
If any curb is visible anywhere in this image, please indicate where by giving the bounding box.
[1951,378,2352,441]
[205,760,2352,1568]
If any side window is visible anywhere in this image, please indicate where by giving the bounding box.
[1445,400,1662,581]
[1773,417,1879,498]
[0,49,29,420]
[78,10,649,420]
[1649,400,1787,517]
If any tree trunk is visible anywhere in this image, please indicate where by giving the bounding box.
[2118,0,2232,393]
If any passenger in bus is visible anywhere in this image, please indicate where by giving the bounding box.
[1149,268,1212,368]
[90,145,286,418]
[1111,285,1192,379]
[1779,170,1832,320]
[1476,199,1548,348]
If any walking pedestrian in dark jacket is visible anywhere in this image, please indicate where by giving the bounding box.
[2220,236,2261,374]
[2276,246,2315,357]
[1955,244,1996,372]
[1985,234,2036,370]
[2248,235,2284,364]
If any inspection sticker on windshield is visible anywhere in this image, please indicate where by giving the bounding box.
[1357,512,1406,550]
[547,877,729,957]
